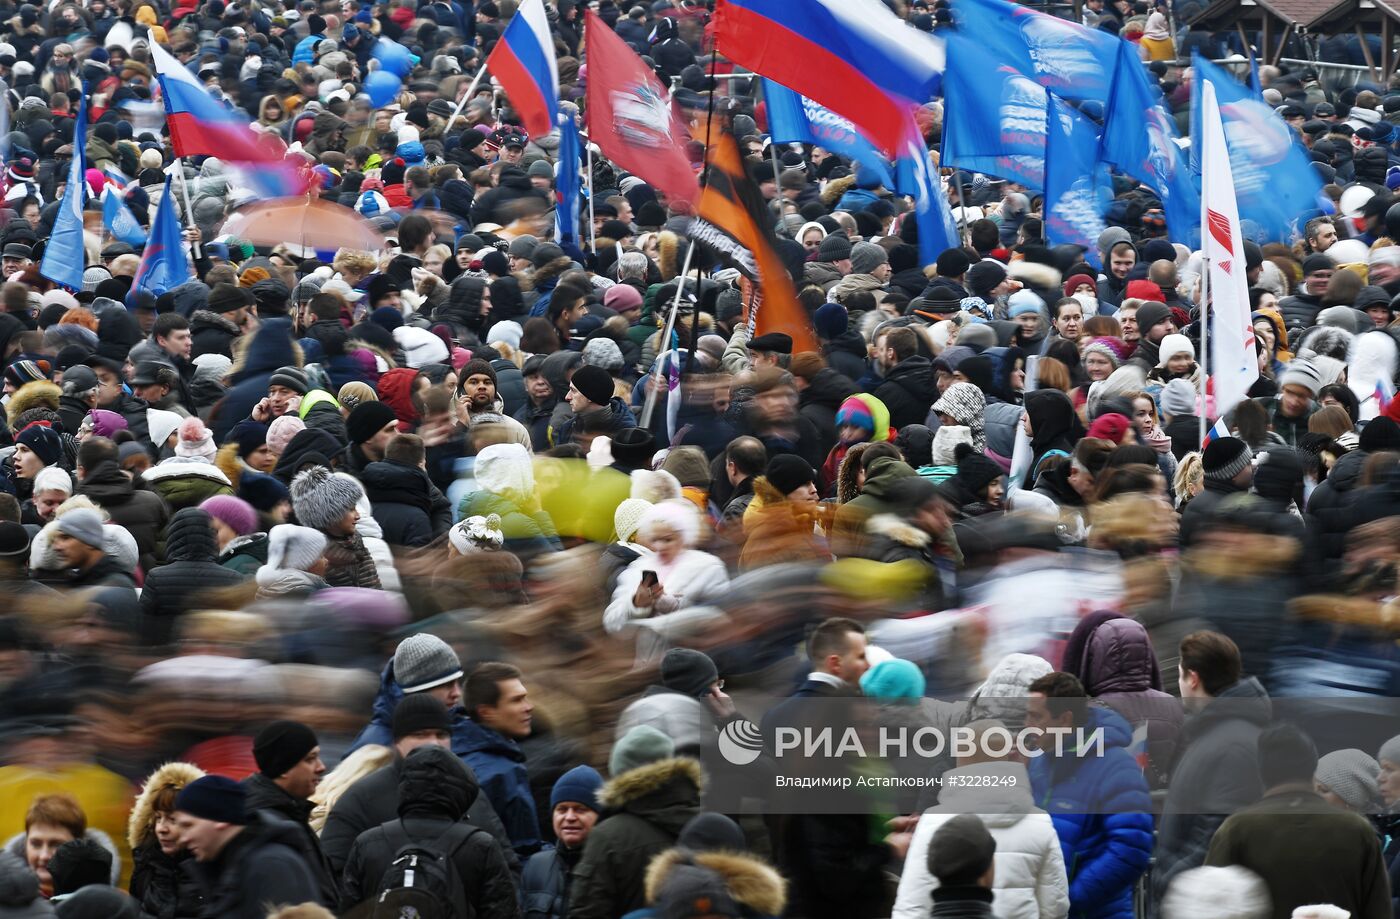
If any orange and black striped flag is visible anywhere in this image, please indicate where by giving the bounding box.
[687,131,817,354]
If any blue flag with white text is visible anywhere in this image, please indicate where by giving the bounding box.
[555,110,581,247]
[1044,94,1110,269]
[1191,53,1323,243]
[102,186,147,246]
[893,130,960,266]
[39,86,87,290]
[763,79,895,188]
[128,177,191,305]
[951,0,1119,106]
[941,32,1047,191]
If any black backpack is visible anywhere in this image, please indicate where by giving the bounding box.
[370,820,484,919]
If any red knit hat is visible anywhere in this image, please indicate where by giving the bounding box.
[1063,274,1096,297]
[1087,412,1131,444]
[1124,279,1165,302]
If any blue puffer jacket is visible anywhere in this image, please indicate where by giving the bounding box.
[1028,706,1154,919]
[457,716,542,860]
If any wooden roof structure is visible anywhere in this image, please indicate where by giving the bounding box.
[1188,0,1330,64]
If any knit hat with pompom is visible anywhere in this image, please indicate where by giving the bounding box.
[175,416,217,462]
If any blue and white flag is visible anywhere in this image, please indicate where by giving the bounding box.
[102,186,146,246]
[554,110,582,247]
[39,85,86,290]
[1044,94,1109,269]
[941,32,1047,190]
[951,0,1118,106]
[763,78,894,187]
[893,124,960,266]
[128,176,192,305]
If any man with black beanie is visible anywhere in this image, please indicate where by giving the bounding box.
[319,694,521,879]
[343,400,401,473]
[174,775,322,918]
[1179,437,1254,546]
[242,720,338,906]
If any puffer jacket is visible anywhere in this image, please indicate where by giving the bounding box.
[78,459,169,568]
[1028,707,1153,919]
[319,754,518,879]
[639,848,787,919]
[522,843,585,919]
[322,530,381,589]
[457,717,541,860]
[241,772,338,908]
[874,355,940,430]
[894,762,1069,919]
[139,507,246,645]
[143,459,234,511]
[341,746,520,917]
[128,761,205,919]
[219,532,268,576]
[1277,292,1323,331]
[182,810,322,918]
[1152,677,1270,906]
[1306,447,1368,554]
[360,460,450,547]
[553,396,638,447]
[567,758,705,919]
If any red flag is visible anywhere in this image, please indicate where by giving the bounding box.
[584,11,699,209]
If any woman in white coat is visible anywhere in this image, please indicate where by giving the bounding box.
[893,719,1070,919]
[604,500,729,634]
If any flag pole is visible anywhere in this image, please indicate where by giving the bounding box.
[1199,256,1210,448]
[585,141,596,255]
[172,159,202,260]
[447,60,489,130]
[640,243,695,428]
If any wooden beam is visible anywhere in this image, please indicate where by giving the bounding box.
[1385,16,1395,81]
[1358,22,1379,81]
[1236,21,1251,58]
[1271,20,1294,66]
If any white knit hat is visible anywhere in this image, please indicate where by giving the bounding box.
[264,524,328,572]
[32,466,72,495]
[1156,333,1195,367]
[931,425,973,466]
[1162,866,1270,919]
[147,408,183,450]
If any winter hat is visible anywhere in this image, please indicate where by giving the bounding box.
[227,420,269,460]
[931,424,973,465]
[569,363,615,406]
[393,633,463,693]
[266,415,306,455]
[1201,437,1253,482]
[1380,734,1400,767]
[817,232,852,262]
[193,353,233,385]
[609,724,676,775]
[1315,748,1381,812]
[370,306,405,332]
[1086,412,1131,443]
[16,425,62,466]
[936,248,972,277]
[391,693,452,740]
[954,443,1004,494]
[660,447,711,489]
[268,366,309,394]
[32,466,72,496]
[1160,866,1270,919]
[88,409,127,439]
[966,260,1008,298]
[765,454,815,497]
[1359,415,1400,452]
[603,285,643,313]
[1006,289,1044,318]
[264,524,326,571]
[835,396,876,436]
[1124,279,1166,302]
[175,417,216,462]
[1063,273,1097,297]
[173,775,247,825]
[1081,338,1124,369]
[813,302,849,339]
[927,813,997,885]
[55,508,105,549]
[290,465,364,530]
[613,497,652,543]
[850,242,888,276]
[1302,252,1335,275]
[459,358,497,387]
[550,764,604,812]
[1251,446,1303,500]
[241,473,292,513]
[253,720,318,778]
[859,658,927,699]
[201,495,258,537]
[654,863,741,919]
[1160,378,1198,417]
[345,400,399,445]
[1134,301,1173,335]
[394,325,451,368]
[1280,358,1324,397]
[660,648,719,697]
[582,337,625,373]
[1156,333,1195,366]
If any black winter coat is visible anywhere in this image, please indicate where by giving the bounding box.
[362,459,450,547]
[189,310,242,360]
[799,367,856,458]
[341,746,521,918]
[1278,292,1323,330]
[522,843,583,919]
[874,355,940,430]
[242,773,339,908]
[183,810,322,919]
[822,330,869,383]
[78,459,169,568]
[211,318,301,441]
[140,507,246,644]
[470,170,548,226]
[131,841,204,919]
[319,756,520,879]
[1178,478,1247,547]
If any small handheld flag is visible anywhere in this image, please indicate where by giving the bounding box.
[39,85,87,290]
[128,177,192,306]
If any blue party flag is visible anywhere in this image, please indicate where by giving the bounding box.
[39,85,87,290]
[127,176,192,306]
[1044,93,1110,269]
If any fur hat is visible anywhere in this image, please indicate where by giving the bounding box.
[290,465,364,530]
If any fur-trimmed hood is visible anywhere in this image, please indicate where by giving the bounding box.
[645,848,787,917]
[127,761,205,850]
[658,230,684,281]
[598,756,705,811]
[7,380,61,426]
[1006,259,1062,292]
[190,310,241,336]
[142,460,232,485]
[864,512,932,548]
[821,174,857,208]
[523,255,573,292]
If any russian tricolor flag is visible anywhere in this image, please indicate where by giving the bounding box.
[1375,374,1395,416]
[149,41,304,197]
[486,0,559,140]
[1201,416,1231,448]
[714,0,944,155]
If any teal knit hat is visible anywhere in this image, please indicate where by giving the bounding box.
[860,659,927,700]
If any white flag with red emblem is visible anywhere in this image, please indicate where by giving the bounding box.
[1201,80,1258,417]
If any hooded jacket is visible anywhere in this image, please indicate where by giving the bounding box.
[77,459,169,568]
[799,367,857,457]
[553,396,637,447]
[0,850,53,918]
[642,848,787,919]
[360,459,450,547]
[340,746,519,917]
[190,310,242,360]
[182,810,321,919]
[241,772,339,908]
[874,354,940,430]
[1152,677,1271,905]
[456,717,541,860]
[128,762,206,919]
[567,757,705,919]
[831,455,918,555]
[822,329,869,382]
[139,507,247,644]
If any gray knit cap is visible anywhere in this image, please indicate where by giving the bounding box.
[1316,748,1381,812]
[1379,734,1400,768]
[393,633,463,693]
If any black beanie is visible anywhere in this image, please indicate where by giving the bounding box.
[1360,416,1400,452]
[253,720,319,778]
[765,454,815,496]
[391,693,452,741]
[174,775,247,824]
[93,122,118,145]
[346,400,399,444]
[1251,446,1302,500]
[954,443,1004,495]
[569,364,615,406]
[660,648,719,697]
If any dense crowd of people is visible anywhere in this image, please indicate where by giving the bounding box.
[0,0,1397,917]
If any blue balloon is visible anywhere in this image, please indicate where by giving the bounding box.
[372,37,417,79]
[366,69,401,108]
